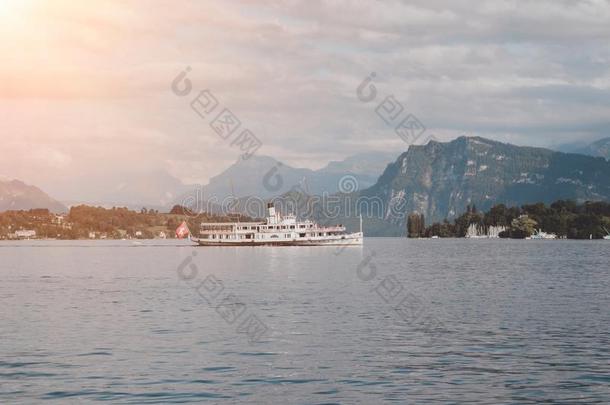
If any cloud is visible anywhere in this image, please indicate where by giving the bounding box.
[1,0,609,199]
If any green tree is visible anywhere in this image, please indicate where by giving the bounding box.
[407,213,425,238]
[510,215,538,238]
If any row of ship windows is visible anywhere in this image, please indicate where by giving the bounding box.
[234,224,313,231]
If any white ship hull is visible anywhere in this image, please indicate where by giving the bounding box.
[192,232,363,247]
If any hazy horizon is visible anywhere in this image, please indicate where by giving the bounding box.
[2,133,608,207]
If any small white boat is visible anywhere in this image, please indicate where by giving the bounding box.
[190,203,363,246]
[528,229,557,240]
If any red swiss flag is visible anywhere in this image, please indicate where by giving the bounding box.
[175,221,190,239]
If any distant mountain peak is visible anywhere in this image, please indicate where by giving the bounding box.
[588,137,610,159]
[556,136,610,160]
[0,179,67,213]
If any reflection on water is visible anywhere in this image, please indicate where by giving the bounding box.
[1,239,609,403]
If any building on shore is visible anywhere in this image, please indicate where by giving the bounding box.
[13,230,37,239]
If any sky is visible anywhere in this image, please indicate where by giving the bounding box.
[2,0,610,197]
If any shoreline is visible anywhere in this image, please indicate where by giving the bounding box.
[1,236,608,242]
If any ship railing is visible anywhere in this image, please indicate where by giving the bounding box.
[199,230,236,235]
[312,226,346,232]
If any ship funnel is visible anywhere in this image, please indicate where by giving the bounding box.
[267,202,276,218]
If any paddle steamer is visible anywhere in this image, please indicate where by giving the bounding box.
[191,203,363,246]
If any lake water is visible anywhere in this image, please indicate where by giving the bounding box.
[1,238,609,404]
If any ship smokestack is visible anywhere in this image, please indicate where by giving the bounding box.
[267,202,276,218]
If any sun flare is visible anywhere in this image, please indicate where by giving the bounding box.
[0,0,33,28]
[0,0,26,15]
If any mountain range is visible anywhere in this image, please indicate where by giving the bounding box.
[352,136,610,234]
[0,151,394,213]
[2,137,609,231]
[194,151,396,202]
[26,152,393,211]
